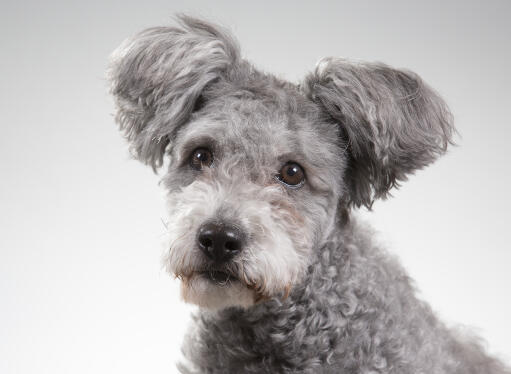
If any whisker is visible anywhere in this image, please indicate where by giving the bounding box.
[160,217,169,230]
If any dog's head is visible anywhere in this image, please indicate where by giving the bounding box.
[108,16,454,310]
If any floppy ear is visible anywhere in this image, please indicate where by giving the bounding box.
[303,58,455,209]
[108,15,239,170]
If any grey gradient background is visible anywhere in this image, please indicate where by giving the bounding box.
[1,0,510,373]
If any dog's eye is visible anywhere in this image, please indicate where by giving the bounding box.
[276,162,305,188]
[190,147,213,170]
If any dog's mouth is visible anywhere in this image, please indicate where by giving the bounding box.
[197,269,238,285]
[177,267,275,308]
[178,267,258,309]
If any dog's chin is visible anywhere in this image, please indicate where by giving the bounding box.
[180,272,256,310]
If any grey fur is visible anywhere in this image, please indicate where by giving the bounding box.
[303,58,455,208]
[108,15,240,169]
[108,15,510,374]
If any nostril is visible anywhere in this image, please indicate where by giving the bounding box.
[224,240,240,253]
[200,237,213,248]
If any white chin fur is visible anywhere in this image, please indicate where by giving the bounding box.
[181,275,256,310]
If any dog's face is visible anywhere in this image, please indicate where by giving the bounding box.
[160,85,344,308]
[108,16,454,310]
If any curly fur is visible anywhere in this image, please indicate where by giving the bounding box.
[108,15,510,374]
[179,220,510,373]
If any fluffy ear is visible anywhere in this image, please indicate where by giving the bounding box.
[303,58,455,209]
[108,15,239,169]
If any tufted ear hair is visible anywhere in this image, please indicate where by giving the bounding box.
[108,15,240,170]
[303,58,455,209]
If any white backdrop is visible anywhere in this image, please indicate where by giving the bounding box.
[1,0,510,372]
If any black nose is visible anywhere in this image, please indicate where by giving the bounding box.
[197,222,244,263]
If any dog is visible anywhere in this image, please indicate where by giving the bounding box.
[108,15,510,374]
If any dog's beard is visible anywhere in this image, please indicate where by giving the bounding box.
[174,260,277,309]
[169,239,303,310]
[180,271,257,310]
[166,227,307,310]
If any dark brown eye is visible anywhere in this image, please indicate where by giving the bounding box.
[190,147,213,170]
[277,162,305,188]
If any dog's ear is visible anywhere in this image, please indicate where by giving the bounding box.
[108,15,239,170]
[303,58,455,209]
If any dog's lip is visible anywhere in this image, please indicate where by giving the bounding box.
[198,269,238,285]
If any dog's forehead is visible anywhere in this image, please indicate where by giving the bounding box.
[204,99,305,155]
[176,91,341,171]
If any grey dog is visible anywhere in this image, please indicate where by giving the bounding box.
[108,15,510,374]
